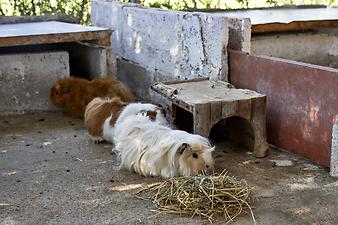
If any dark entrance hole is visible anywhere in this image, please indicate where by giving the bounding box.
[173,105,193,133]
[209,116,255,152]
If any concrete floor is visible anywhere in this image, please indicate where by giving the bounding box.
[1,112,338,225]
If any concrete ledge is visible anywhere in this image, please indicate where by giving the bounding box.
[0,51,70,114]
[91,1,242,83]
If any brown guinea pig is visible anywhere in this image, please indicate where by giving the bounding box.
[84,97,128,143]
[49,77,134,118]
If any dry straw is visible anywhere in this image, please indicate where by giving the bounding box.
[137,170,255,224]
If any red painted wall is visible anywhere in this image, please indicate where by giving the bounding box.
[228,50,338,167]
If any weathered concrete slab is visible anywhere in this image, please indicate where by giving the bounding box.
[121,7,229,81]
[0,21,112,47]
[331,119,338,177]
[251,31,338,69]
[91,1,233,86]
[0,51,69,114]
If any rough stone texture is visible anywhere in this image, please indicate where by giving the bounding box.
[1,112,338,225]
[91,1,238,99]
[251,31,338,69]
[227,17,251,53]
[330,119,338,177]
[0,51,69,114]
[117,58,174,100]
[120,7,229,81]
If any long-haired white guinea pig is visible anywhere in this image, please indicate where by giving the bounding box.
[85,98,168,143]
[113,114,214,178]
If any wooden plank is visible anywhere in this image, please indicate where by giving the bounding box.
[210,101,223,127]
[252,20,338,34]
[0,21,112,47]
[193,103,211,138]
[162,77,210,85]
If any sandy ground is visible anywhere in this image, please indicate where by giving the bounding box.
[1,112,338,225]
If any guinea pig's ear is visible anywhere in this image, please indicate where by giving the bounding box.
[60,85,69,94]
[178,143,192,154]
[146,110,157,121]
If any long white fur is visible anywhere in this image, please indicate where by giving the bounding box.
[102,102,168,143]
[113,114,214,178]
[115,102,168,127]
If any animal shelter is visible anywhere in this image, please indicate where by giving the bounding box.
[2,1,338,224]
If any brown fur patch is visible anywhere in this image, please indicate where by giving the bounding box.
[146,111,157,121]
[50,77,134,118]
[84,97,127,139]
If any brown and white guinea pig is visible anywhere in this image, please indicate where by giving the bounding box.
[84,97,127,143]
[113,113,214,178]
[49,77,134,118]
[85,99,168,143]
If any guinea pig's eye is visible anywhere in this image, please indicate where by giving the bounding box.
[55,91,59,96]
[192,153,198,159]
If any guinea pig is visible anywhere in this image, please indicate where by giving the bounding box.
[50,77,134,118]
[85,99,168,143]
[113,113,214,178]
[84,97,128,143]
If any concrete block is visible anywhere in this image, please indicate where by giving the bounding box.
[91,1,230,83]
[330,119,338,177]
[121,7,229,81]
[0,51,70,114]
[117,58,173,100]
[227,17,251,53]
[67,42,117,79]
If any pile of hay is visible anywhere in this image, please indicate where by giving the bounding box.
[138,170,255,224]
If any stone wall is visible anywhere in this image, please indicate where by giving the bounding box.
[91,0,250,100]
